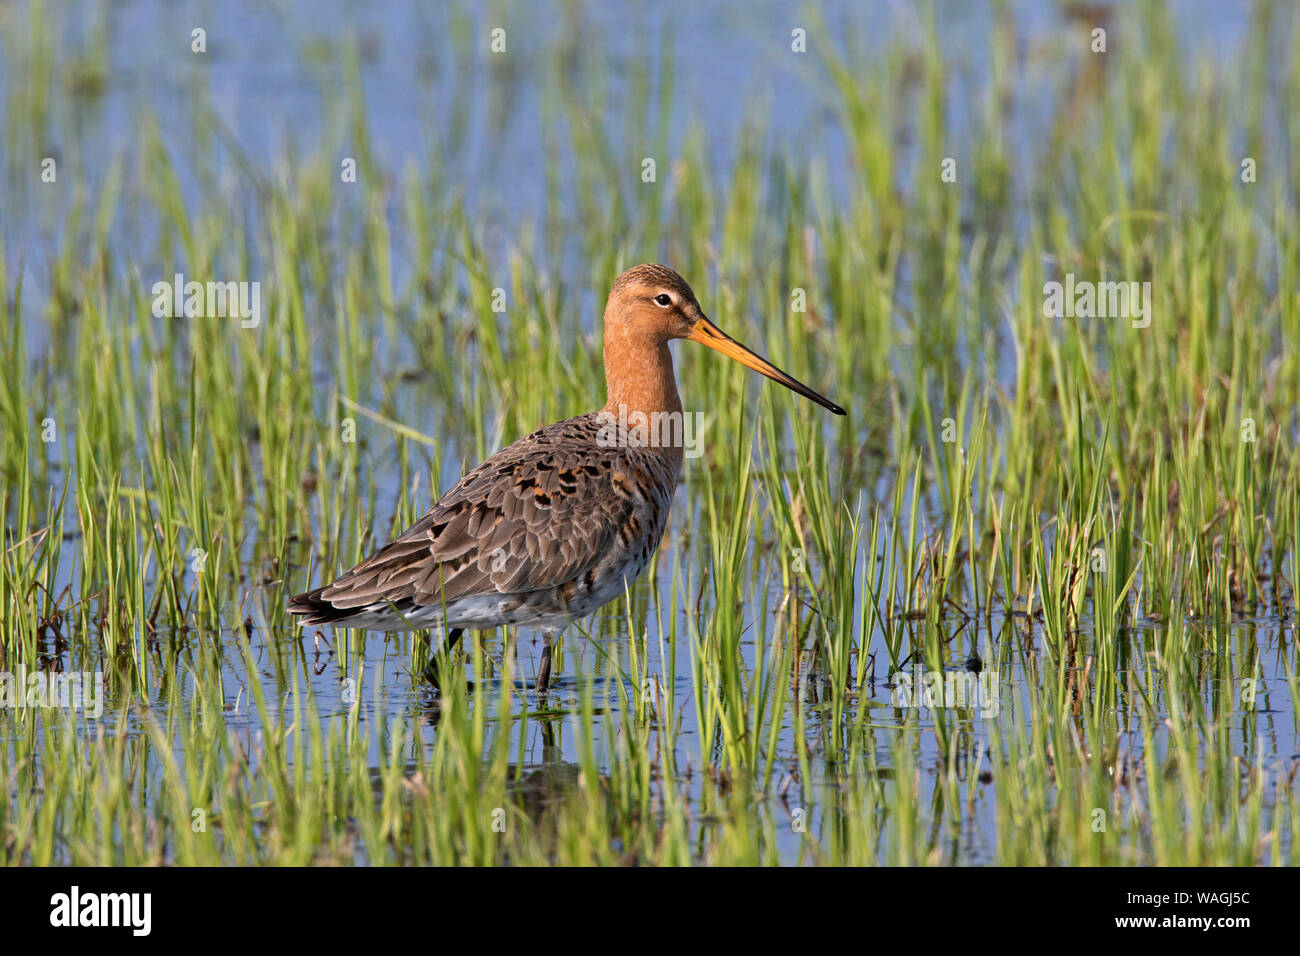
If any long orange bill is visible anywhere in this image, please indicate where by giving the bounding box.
[686,317,846,416]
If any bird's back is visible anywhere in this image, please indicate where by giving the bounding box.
[289,412,680,630]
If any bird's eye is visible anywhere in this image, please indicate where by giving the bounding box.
[653,293,672,307]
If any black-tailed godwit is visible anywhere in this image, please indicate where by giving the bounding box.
[289,264,844,691]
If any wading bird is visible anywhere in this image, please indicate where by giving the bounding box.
[289,264,844,694]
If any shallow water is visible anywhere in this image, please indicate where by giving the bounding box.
[2,0,1297,864]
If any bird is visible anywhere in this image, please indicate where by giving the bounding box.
[289,264,845,695]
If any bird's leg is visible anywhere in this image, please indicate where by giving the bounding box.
[422,627,465,690]
[536,629,557,703]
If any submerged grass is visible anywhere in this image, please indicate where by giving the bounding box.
[1,1,1298,864]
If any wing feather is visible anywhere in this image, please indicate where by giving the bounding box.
[317,415,641,612]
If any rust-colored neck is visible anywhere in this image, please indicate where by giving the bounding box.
[601,320,683,420]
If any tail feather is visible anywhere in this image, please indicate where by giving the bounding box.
[288,585,435,630]
[288,586,359,626]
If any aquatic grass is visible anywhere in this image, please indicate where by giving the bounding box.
[1,1,1298,865]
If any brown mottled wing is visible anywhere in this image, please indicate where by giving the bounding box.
[316,415,635,611]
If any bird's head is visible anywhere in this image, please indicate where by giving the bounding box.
[604,263,846,416]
